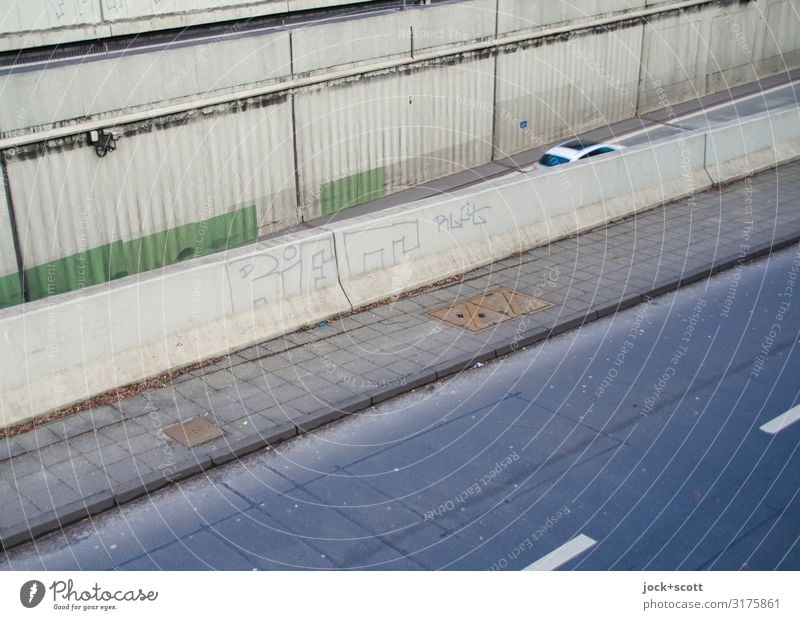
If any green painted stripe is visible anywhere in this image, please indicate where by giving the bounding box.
[321,167,385,216]
[0,271,22,309]
[25,205,258,302]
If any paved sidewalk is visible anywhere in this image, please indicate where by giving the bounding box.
[2,160,800,550]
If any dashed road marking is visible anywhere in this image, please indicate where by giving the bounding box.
[522,534,597,571]
[760,404,800,434]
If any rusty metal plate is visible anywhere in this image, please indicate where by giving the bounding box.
[165,416,224,447]
[429,287,552,332]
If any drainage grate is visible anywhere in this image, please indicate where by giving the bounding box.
[428,287,552,332]
[165,416,225,447]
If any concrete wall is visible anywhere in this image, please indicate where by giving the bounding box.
[704,105,800,183]
[3,1,798,137]
[0,30,292,135]
[330,131,709,307]
[637,0,800,112]
[0,0,375,51]
[0,226,349,428]
[5,93,297,301]
[10,92,296,249]
[294,55,495,220]
[0,1,498,136]
[2,107,797,428]
[0,176,22,308]
[1,0,799,305]
[292,0,495,76]
[496,0,645,35]
[493,23,643,158]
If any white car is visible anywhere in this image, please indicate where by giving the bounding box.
[535,139,623,168]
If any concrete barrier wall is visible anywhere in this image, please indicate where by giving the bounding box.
[1,0,797,138]
[0,0,375,51]
[0,30,293,135]
[329,130,709,307]
[704,106,800,183]
[292,0,495,76]
[3,107,799,428]
[0,227,349,428]
[328,173,528,308]
[496,0,644,35]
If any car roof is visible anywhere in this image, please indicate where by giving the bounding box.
[559,139,597,150]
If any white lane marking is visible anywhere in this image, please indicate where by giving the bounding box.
[522,534,597,571]
[609,80,800,144]
[760,404,800,434]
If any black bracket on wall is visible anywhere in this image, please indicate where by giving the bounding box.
[88,129,118,157]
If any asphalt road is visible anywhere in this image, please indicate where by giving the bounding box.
[2,240,798,570]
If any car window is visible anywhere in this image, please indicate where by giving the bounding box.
[580,146,617,159]
[561,140,596,150]
[538,153,570,167]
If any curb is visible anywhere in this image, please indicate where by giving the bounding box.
[2,233,799,551]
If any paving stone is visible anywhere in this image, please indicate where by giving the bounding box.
[259,405,304,429]
[0,438,25,462]
[222,379,266,403]
[12,427,61,454]
[99,423,165,457]
[283,347,317,364]
[136,445,194,472]
[0,480,38,528]
[285,394,328,416]
[387,358,424,377]
[36,442,76,467]
[272,364,309,384]
[212,400,251,424]
[45,408,111,440]
[115,396,160,420]
[83,442,133,468]
[340,358,380,378]
[326,340,369,358]
[238,391,279,415]
[304,340,340,355]
[313,383,362,406]
[229,362,269,382]
[0,454,43,479]
[174,378,212,403]
[197,390,239,414]
[103,457,155,486]
[59,467,115,497]
[254,354,294,375]
[236,345,266,361]
[285,330,322,346]
[17,470,81,512]
[202,370,238,391]
[263,382,306,403]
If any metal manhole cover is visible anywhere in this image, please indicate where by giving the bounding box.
[428,287,552,332]
[164,416,225,447]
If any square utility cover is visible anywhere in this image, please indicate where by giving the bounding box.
[165,416,225,447]
[429,287,552,332]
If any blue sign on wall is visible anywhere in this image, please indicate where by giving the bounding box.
[520,120,528,129]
